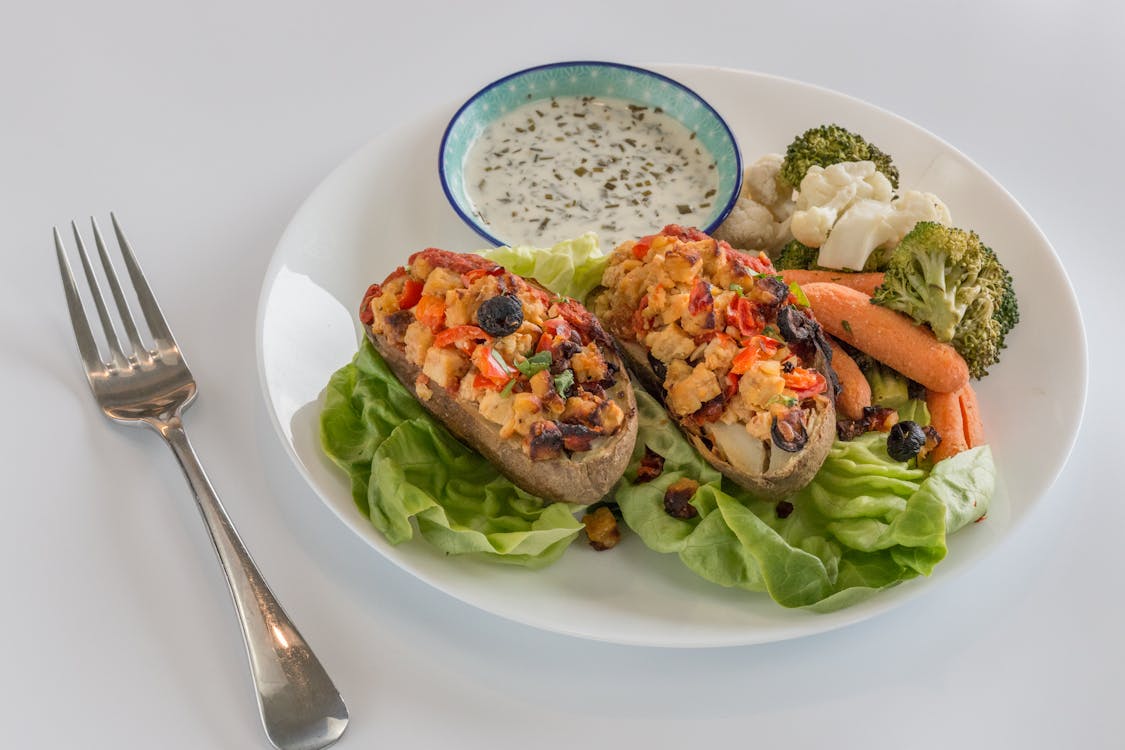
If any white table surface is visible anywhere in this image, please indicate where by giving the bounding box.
[4,2,1122,748]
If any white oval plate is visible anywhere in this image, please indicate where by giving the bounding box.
[256,64,1086,647]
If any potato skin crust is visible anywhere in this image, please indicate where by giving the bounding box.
[364,319,638,507]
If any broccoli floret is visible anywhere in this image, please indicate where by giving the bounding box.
[865,361,911,411]
[862,244,895,272]
[780,124,900,190]
[776,240,820,270]
[849,350,930,422]
[872,222,1019,379]
[986,246,1021,345]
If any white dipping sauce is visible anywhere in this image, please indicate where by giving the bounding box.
[463,96,719,249]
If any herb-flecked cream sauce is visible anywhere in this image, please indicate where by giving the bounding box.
[464,96,719,249]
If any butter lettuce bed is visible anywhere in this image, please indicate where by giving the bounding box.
[320,235,994,608]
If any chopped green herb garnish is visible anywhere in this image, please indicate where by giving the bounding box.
[500,378,517,397]
[729,283,744,296]
[788,282,810,308]
[553,369,574,396]
[515,350,553,377]
[842,319,853,335]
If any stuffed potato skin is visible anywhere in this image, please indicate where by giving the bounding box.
[590,225,836,501]
[361,248,637,505]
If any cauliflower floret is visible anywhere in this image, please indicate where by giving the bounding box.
[791,161,952,270]
[885,190,951,239]
[713,154,794,254]
[817,190,953,271]
[790,161,894,248]
[817,199,897,270]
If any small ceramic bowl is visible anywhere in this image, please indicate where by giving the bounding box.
[439,61,742,248]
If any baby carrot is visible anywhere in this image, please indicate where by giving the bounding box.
[957,382,985,448]
[927,389,967,461]
[800,282,969,394]
[827,338,871,420]
[781,270,885,297]
[927,383,984,461]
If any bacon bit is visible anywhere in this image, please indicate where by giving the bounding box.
[397,278,423,309]
[865,405,899,432]
[693,393,727,424]
[635,447,665,483]
[752,274,790,310]
[837,405,901,441]
[917,424,942,460]
[663,478,700,519]
[408,247,498,275]
[554,296,614,348]
[414,294,446,330]
[434,325,492,353]
[582,506,621,551]
[558,423,600,452]
[382,310,414,344]
[527,420,564,461]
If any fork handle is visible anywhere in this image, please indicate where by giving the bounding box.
[157,418,348,750]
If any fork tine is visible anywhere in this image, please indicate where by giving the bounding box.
[54,227,107,376]
[110,213,175,347]
[72,220,128,366]
[90,216,149,360]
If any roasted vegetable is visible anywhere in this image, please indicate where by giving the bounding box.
[871,222,1020,378]
[780,123,900,189]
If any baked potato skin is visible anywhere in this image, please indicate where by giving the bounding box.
[590,225,838,502]
[366,327,637,505]
[361,250,638,506]
[612,337,833,501]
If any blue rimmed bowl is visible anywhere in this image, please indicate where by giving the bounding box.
[439,61,743,248]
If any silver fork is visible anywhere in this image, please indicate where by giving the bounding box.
[54,215,348,750]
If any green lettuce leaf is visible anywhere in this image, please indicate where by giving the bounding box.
[320,341,583,568]
[481,232,607,301]
[614,392,995,609]
[320,232,995,606]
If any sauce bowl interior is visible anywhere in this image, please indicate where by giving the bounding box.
[439,61,743,248]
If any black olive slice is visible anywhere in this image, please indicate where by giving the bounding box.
[477,294,523,337]
[771,409,809,452]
